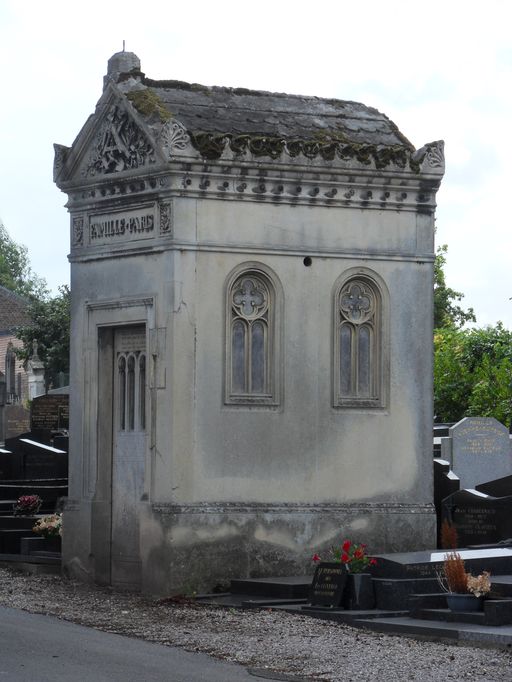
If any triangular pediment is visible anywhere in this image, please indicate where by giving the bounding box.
[54,84,177,187]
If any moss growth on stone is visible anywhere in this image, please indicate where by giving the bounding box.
[127,89,172,122]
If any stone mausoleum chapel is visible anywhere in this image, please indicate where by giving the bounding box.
[54,51,445,594]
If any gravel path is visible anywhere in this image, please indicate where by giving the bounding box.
[0,567,511,681]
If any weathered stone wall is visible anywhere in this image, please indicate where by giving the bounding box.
[57,54,442,594]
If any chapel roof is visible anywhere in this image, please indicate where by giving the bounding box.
[107,51,414,157]
[0,285,30,333]
[129,75,413,150]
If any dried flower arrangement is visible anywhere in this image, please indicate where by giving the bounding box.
[437,552,491,597]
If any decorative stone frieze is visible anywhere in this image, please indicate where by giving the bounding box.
[159,201,172,235]
[72,215,84,246]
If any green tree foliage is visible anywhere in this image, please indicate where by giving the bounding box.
[0,220,47,300]
[15,285,70,389]
[434,323,512,426]
[434,245,475,329]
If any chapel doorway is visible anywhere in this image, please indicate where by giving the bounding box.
[111,325,147,587]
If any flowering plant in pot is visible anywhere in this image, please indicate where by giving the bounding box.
[312,539,377,609]
[437,552,491,612]
[33,513,62,539]
[13,494,42,516]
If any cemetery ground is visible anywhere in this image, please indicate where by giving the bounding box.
[1,568,511,681]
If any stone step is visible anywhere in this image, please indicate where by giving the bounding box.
[20,536,61,555]
[0,552,61,576]
[489,575,512,598]
[230,576,312,599]
[409,595,512,627]
[0,528,35,554]
[418,607,485,625]
[373,578,440,610]
[354,616,512,645]
[0,515,39,530]
[0,484,68,500]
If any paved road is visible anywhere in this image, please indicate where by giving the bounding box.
[0,606,260,681]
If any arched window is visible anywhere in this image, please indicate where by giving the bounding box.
[333,272,387,408]
[225,264,281,406]
[117,350,146,431]
[5,344,16,404]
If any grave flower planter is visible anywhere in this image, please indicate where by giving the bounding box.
[42,536,62,553]
[342,573,375,610]
[446,593,483,612]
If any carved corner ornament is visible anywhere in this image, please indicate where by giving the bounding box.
[412,140,445,174]
[159,120,190,159]
[53,143,70,182]
[83,104,156,177]
[159,202,172,236]
[72,215,84,246]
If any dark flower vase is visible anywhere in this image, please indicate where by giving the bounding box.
[446,593,483,612]
[342,573,375,610]
[42,536,62,553]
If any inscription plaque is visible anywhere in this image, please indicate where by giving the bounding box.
[442,488,512,546]
[31,395,69,432]
[448,417,512,489]
[309,562,348,607]
[89,205,156,246]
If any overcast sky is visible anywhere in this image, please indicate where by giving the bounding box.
[0,0,510,327]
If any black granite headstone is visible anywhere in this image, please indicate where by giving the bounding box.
[2,437,67,480]
[476,474,512,498]
[309,562,348,607]
[369,547,512,579]
[433,458,460,545]
[442,488,512,546]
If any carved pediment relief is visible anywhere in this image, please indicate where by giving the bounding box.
[55,85,196,188]
[83,103,156,177]
[55,85,180,186]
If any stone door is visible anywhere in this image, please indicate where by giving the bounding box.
[111,325,146,587]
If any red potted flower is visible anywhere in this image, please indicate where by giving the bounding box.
[312,538,377,609]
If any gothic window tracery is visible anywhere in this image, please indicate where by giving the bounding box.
[334,275,385,408]
[225,266,281,406]
[5,344,17,404]
[117,350,146,431]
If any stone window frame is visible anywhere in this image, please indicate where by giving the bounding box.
[224,262,283,407]
[5,343,17,403]
[332,268,389,409]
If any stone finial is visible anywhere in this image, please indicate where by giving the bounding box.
[31,338,40,360]
[104,50,141,90]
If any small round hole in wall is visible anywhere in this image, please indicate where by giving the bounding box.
[303,256,312,267]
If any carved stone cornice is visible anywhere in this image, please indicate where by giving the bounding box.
[189,132,440,173]
[64,160,441,215]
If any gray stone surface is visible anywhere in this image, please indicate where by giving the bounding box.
[54,52,444,595]
[448,417,512,490]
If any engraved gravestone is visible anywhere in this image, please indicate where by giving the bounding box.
[442,488,512,546]
[309,562,348,607]
[446,417,511,490]
[31,395,69,432]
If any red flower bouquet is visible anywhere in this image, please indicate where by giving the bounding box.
[312,539,377,573]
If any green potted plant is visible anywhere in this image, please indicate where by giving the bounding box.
[313,539,377,609]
